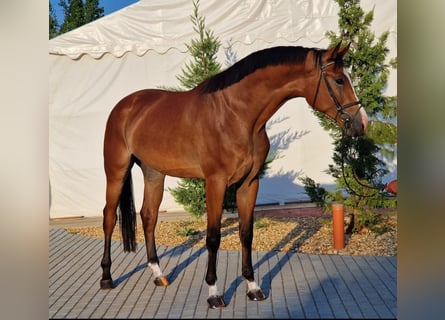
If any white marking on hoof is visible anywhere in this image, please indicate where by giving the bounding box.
[148,262,163,278]
[209,284,219,297]
[246,280,261,291]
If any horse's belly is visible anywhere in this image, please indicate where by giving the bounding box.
[135,148,204,179]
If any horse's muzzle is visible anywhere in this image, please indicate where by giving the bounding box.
[344,107,368,137]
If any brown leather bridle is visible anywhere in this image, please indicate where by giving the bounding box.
[311,60,362,130]
[312,59,388,197]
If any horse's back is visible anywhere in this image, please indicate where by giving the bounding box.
[108,89,171,119]
[106,89,191,137]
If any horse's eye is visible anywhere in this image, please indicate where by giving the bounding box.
[335,78,344,85]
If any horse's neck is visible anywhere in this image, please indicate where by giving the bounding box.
[224,65,308,128]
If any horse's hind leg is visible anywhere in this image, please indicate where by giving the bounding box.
[139,164,169,286]
[236,178,266,301]
[100,130,132,289]
[100,165,131,288]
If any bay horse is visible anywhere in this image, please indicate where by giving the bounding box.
[100,43,368,308]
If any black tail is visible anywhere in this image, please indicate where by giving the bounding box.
[118,163,137,252]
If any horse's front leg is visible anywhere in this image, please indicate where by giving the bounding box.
[140,166,169,286]
[205,177,227,308]
[236,178,266,301]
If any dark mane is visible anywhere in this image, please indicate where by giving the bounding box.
[199,46,326,94]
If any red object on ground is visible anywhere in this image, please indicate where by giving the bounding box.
[385,180,398,195]
[332,203,345,250]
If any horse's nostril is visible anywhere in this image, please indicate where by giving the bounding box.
[361,114,368,132]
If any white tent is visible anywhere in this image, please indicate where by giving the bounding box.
[49,0,397,218]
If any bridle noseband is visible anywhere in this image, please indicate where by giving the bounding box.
[312,60,361,130]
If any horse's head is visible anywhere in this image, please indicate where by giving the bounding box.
[307,42,368,137]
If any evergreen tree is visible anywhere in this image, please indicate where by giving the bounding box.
[176,2,221,89]
[301,0,397,232]
[168,1,275,218]
[84,0,104,23]
[49,1,59,39]
[56,0,104,35]
[59,0,85,34]
[168,0,222,219]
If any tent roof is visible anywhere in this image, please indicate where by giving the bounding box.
[49,0,341,59]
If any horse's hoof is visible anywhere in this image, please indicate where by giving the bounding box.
[247,289,267,301]
[207,295,226,309]
[153,275,169,286]
[100,279,114,289]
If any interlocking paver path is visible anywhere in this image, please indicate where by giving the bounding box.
[49,228,396,319]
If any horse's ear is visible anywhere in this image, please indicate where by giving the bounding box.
[336,42,351,58]
[327,42,350,60]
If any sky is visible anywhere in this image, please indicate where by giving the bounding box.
[52,0,139,23]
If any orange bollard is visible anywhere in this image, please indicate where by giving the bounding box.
[332,203,345,250]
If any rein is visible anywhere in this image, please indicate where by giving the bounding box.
[312,58,386,198]
[339,130,387,198]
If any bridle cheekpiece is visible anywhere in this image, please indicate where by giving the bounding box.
[312,59,362,130]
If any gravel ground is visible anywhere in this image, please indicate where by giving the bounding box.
[66,209,397,256]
